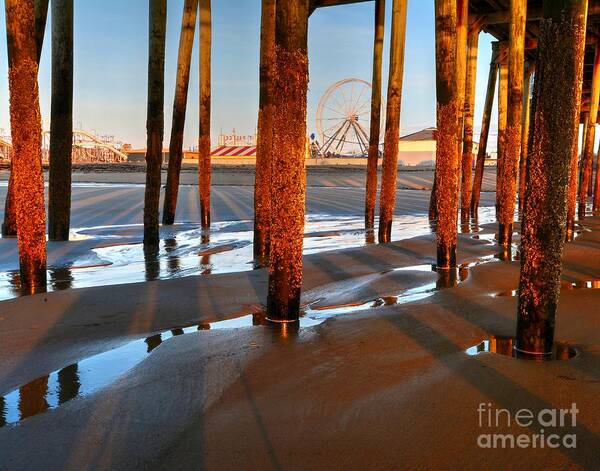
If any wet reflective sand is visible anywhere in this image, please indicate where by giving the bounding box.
[0,208,498,300]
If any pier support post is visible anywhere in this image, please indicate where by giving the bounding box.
[516,0,587,355]
[518,62,534,215]
[364,0,385,232]
[377,0,408,243]
[456,0,468,156]
[567,109,584,239]
[497,0,526,248]
[163,0,199,225]
[48,0,73,241]
[471,42,499,219]
[143,0,167,246]
[460,22,479,223]
[578,44,600,218]
[266,0,309,322]
[3,0,48,238]
[433,0,459,268]
[496,49,508,225]
[253,0,276,264]
[4,0,47,292]
[198,0,212,230]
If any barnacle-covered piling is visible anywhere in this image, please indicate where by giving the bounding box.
[5,0,47,292]
[267,0,310,322]
[516,0,587,355]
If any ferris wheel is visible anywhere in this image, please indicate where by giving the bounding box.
[315,78,384,157]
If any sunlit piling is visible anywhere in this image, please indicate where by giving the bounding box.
[364,0,385,232]
[433,0,459,268]
[518,61,534,216]
[497,0,526,247]
[4,0,47,292]
[48,0,74,241]
[567,96,583,240]
[198,0,212,230]
[377,0,408,243]
[253,0,276,264]
[3,0,48,238]
[516,0,588,355]
[496,48,508,225]
[266,0,310,322]
[460,18,481,223]
[163,0,199,225]
[578,43,600,218]
[143,0,167,246]
[471,41,499,219]
[456,0,468,159]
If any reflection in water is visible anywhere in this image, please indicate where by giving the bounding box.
[200,233,212,275]
[164,238,180,276]
[0,396,5,428]
[19,376,49,420]
[144,244,161,282]
[49,267,74,291]
[0,312,309,428]
[466,335,577,360]
[58,364,80,405]
[0,208,500,301]
[145,334,162,353]
[303,262,477,322]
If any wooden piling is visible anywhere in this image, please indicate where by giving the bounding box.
[143,0,167,246]
[364,0,385,232]
[456,0,468,153]
[4,0,47,292]
[266,0,309,322]
[578,44,600,218]
[433,0,459,268]
[496,52,508,222]
[497,0,527,247]
[377,0,408,243]
[460,23,479,223]
[48,0,74,241]
[2,0,48,238]
[518,62,534,215]
[34,0,48,63]
[163,0,199,225]
[471,42,499,218]
[253,0,276,264]
[566,112,582,240]
[516,0,587,355]
[198,0,212,229]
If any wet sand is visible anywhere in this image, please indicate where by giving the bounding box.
[0,214,598,470]
[0,165,499,190]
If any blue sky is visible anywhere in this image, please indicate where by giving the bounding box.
[0,0,498,149]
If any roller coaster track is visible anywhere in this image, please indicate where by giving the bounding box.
[0,130,128,163]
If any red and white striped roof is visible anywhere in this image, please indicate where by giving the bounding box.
[210,145,256,157]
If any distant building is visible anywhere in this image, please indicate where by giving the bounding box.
[217,129,256,147]
[398,127,479,166]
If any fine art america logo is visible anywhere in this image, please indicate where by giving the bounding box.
[477,403,579,449]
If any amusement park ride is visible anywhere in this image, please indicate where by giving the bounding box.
[315,77,384,158]
[0,129,128,164]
